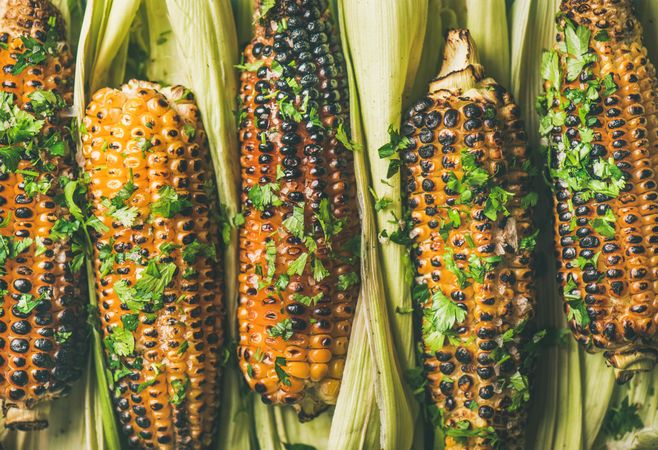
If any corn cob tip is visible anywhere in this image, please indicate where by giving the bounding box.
[3,403,48,431]
[609,350,657,384]
[430,29,484,93]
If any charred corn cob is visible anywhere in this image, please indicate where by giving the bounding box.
[540,0,658,381]
[237,0,360,419]
[0,0,87,431]
[402,30,536,449]
[81,80,224,449]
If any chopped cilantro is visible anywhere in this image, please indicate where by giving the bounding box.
[287,253,308,276]
[311,257,329,282]
[121,314,139,332]
[508,371,530,411]
[247,182,283,211]
[274,356,291,386]
[422,289,467,352]
[337,272,359,291]
[283,203,305,239]
[151,185,193,218]
[292,292,323,306]
[268,319,294,340]
[235,60,265,72]
[182,239,217,264]
[603,396,643,440]
[54,330,72,344]
[104,325,135,357]
[170,377,190,406]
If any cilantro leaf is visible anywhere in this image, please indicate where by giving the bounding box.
[422,289,467,352]
[603,396,644,440]
[274,356,291,386]
[337,272,359,291]
[283,204,305,239]
[151,185,193,218]
[248,182,283,211]
[268,319,294,340]
[287,253,308,276]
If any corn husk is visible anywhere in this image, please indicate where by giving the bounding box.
[328,1,429,449]
[231,0,253,47]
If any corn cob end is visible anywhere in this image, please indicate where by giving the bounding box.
[3,403,48,431]
[609,350,657,383]
[430,29,484,93]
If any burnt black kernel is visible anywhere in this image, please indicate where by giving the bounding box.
[439,380,454,395]
[477,366,495,380]
[436,351,452,362]
[32,353,53,368]
[478,405,495,419]
[422,179,435,192]
[444,397,456,411]
[463,103,481,118]
[11,321,31,335]
[11,371,28,386]
[419,128,434,143]
[458,375,473,391]
[606,108,621,117]
[10,339,28,353]
[477,328,495,339]
[9,388,25,400]
[443,109,459,127]
[464,119,482,131]
[591,144,606,157]
[479,312,493,321]
[565,115,579,126]
[464,133,483,148]
[424,111,441,128]
[34,338,53,351]
[418,145,435,159]
[412,97,433,113]
[479,385,494,399]
[455,348,472,363]
[438,131,456,145]
[631,304,648,313]
[135,417,151,429]
[562,247,576,259]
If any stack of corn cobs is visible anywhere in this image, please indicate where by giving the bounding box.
[0,0,656,449]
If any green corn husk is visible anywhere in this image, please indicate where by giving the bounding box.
[231,0,253,47]
[329,1,429,449]
[74,1,251,449]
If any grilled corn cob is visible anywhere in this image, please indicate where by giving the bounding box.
[540,0,658,381]
[0,0,87,431]
[237,0,360,419]
[402,30,536,449]
[81,80,224,449]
